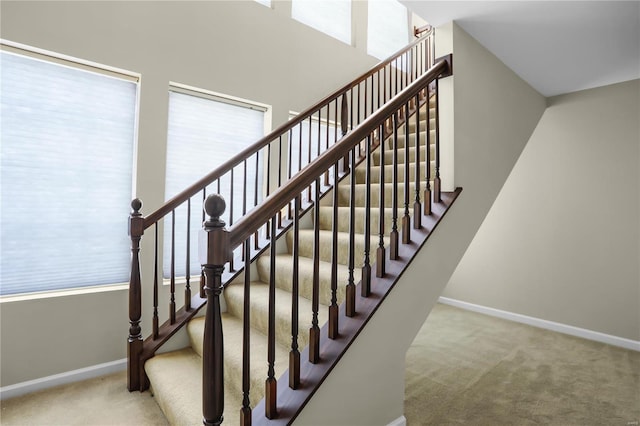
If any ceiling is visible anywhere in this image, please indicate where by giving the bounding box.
[401,1,640,97]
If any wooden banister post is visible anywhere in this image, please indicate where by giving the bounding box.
[200,194,231,426]
[128,198,144,392]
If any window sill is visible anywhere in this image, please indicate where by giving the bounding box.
[0,282,129,304]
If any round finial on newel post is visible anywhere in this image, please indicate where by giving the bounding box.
[131,198,143,216]
[204,194,226,229]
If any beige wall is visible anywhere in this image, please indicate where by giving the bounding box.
[0,0,379,387]
[445,79,640,341]
[297,22,546,424]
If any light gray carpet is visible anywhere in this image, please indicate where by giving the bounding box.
[405,303,640,425]
[2,304,638,425]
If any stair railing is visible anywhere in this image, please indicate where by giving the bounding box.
[127,30,436,392]
[199,54,452,425]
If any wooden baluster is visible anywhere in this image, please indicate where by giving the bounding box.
[346,150,356,318]
[229,169,235,272]
[290,196,301,387]
[266,144,272,240]
[413,93,422,229]
[376,123,386,278]
[127,198,143,392]
[424,90,432,216]
[329,162,339,339]
[242,160,247,261]
[170,210,176,324]
[364,77,369,121]
[361,134,372,297]
[324,106,330,186]
[266,215,278,419]
[278,136,283,228]
[287,129,293,221]
[307,116,312,201]
[383,66,387,105]
[402,103,411,244]
[341,93,349,172]
[200,194,230,426]
[185,199,191,311]
[241,237,251,425]
[434,78,442,202]
[200,190,206,299]
[390,112,399,260]
[153,223,159,339]
[309,179,321,363]
[254,152,260,250]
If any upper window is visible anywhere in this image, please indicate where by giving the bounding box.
[367,0,409,60]
[292,0,352,45]
[0,45,138,296]
[164,85,268,277]
[254,0,271,7]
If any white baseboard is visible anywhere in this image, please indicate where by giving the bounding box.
[387,415,407,426]
[438,297,640,352]
[0,358,127,400]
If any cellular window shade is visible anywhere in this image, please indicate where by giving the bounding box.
[0,51,137,296]
[292,0,351,45]
[164,91,265,278]
[367,0,409,60]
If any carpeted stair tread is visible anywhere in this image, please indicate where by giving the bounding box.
[256,254,352,307]
[145,347,242,426]
[355,161,435,184]
[394,130,435,149]
[373,146,432,167]
[224,280,329,350]
[317,205,406,234]
[188,314,289,407]
[338,181,426,207]
[289,229,382,266]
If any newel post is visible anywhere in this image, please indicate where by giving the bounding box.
[128,198,144,391]
[200,194,231,426]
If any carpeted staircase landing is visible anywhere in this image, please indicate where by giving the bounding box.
[145,97,437,425]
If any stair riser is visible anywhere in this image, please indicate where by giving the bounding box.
[317,206,405,234]
[392,130,436,150]
[256,255,351,307]
[405,117,436,134]
[373,146,434,167]
[355,161,435,184]
[338,181,432,208]
[287,230,381,266]
[224,282,328,351]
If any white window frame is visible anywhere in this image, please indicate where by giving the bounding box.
[291,0,352,45]
[0,40,140,300]
[163,83,271,280]
[367,0,410,60]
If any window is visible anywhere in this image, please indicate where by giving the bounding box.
[292,0,352,45]
[164,85,268,277]
[367,0,409,60]
[288,112,339,203]
[289,112,338,175]
[0,45,138,296]
[254,0,271,7]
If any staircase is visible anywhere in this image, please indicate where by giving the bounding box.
[126,31,457,425]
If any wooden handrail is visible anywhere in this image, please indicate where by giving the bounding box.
[142,30,434,230]
[414,24,432,38]
[228,56,451,250]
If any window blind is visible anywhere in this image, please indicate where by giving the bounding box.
[0,51,137,296]
[367,0,409,60]
[164,90,266,278]
[292,0,352,45]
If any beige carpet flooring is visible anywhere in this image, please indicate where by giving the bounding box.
[2,303,638,425]
[406,303,640,425]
